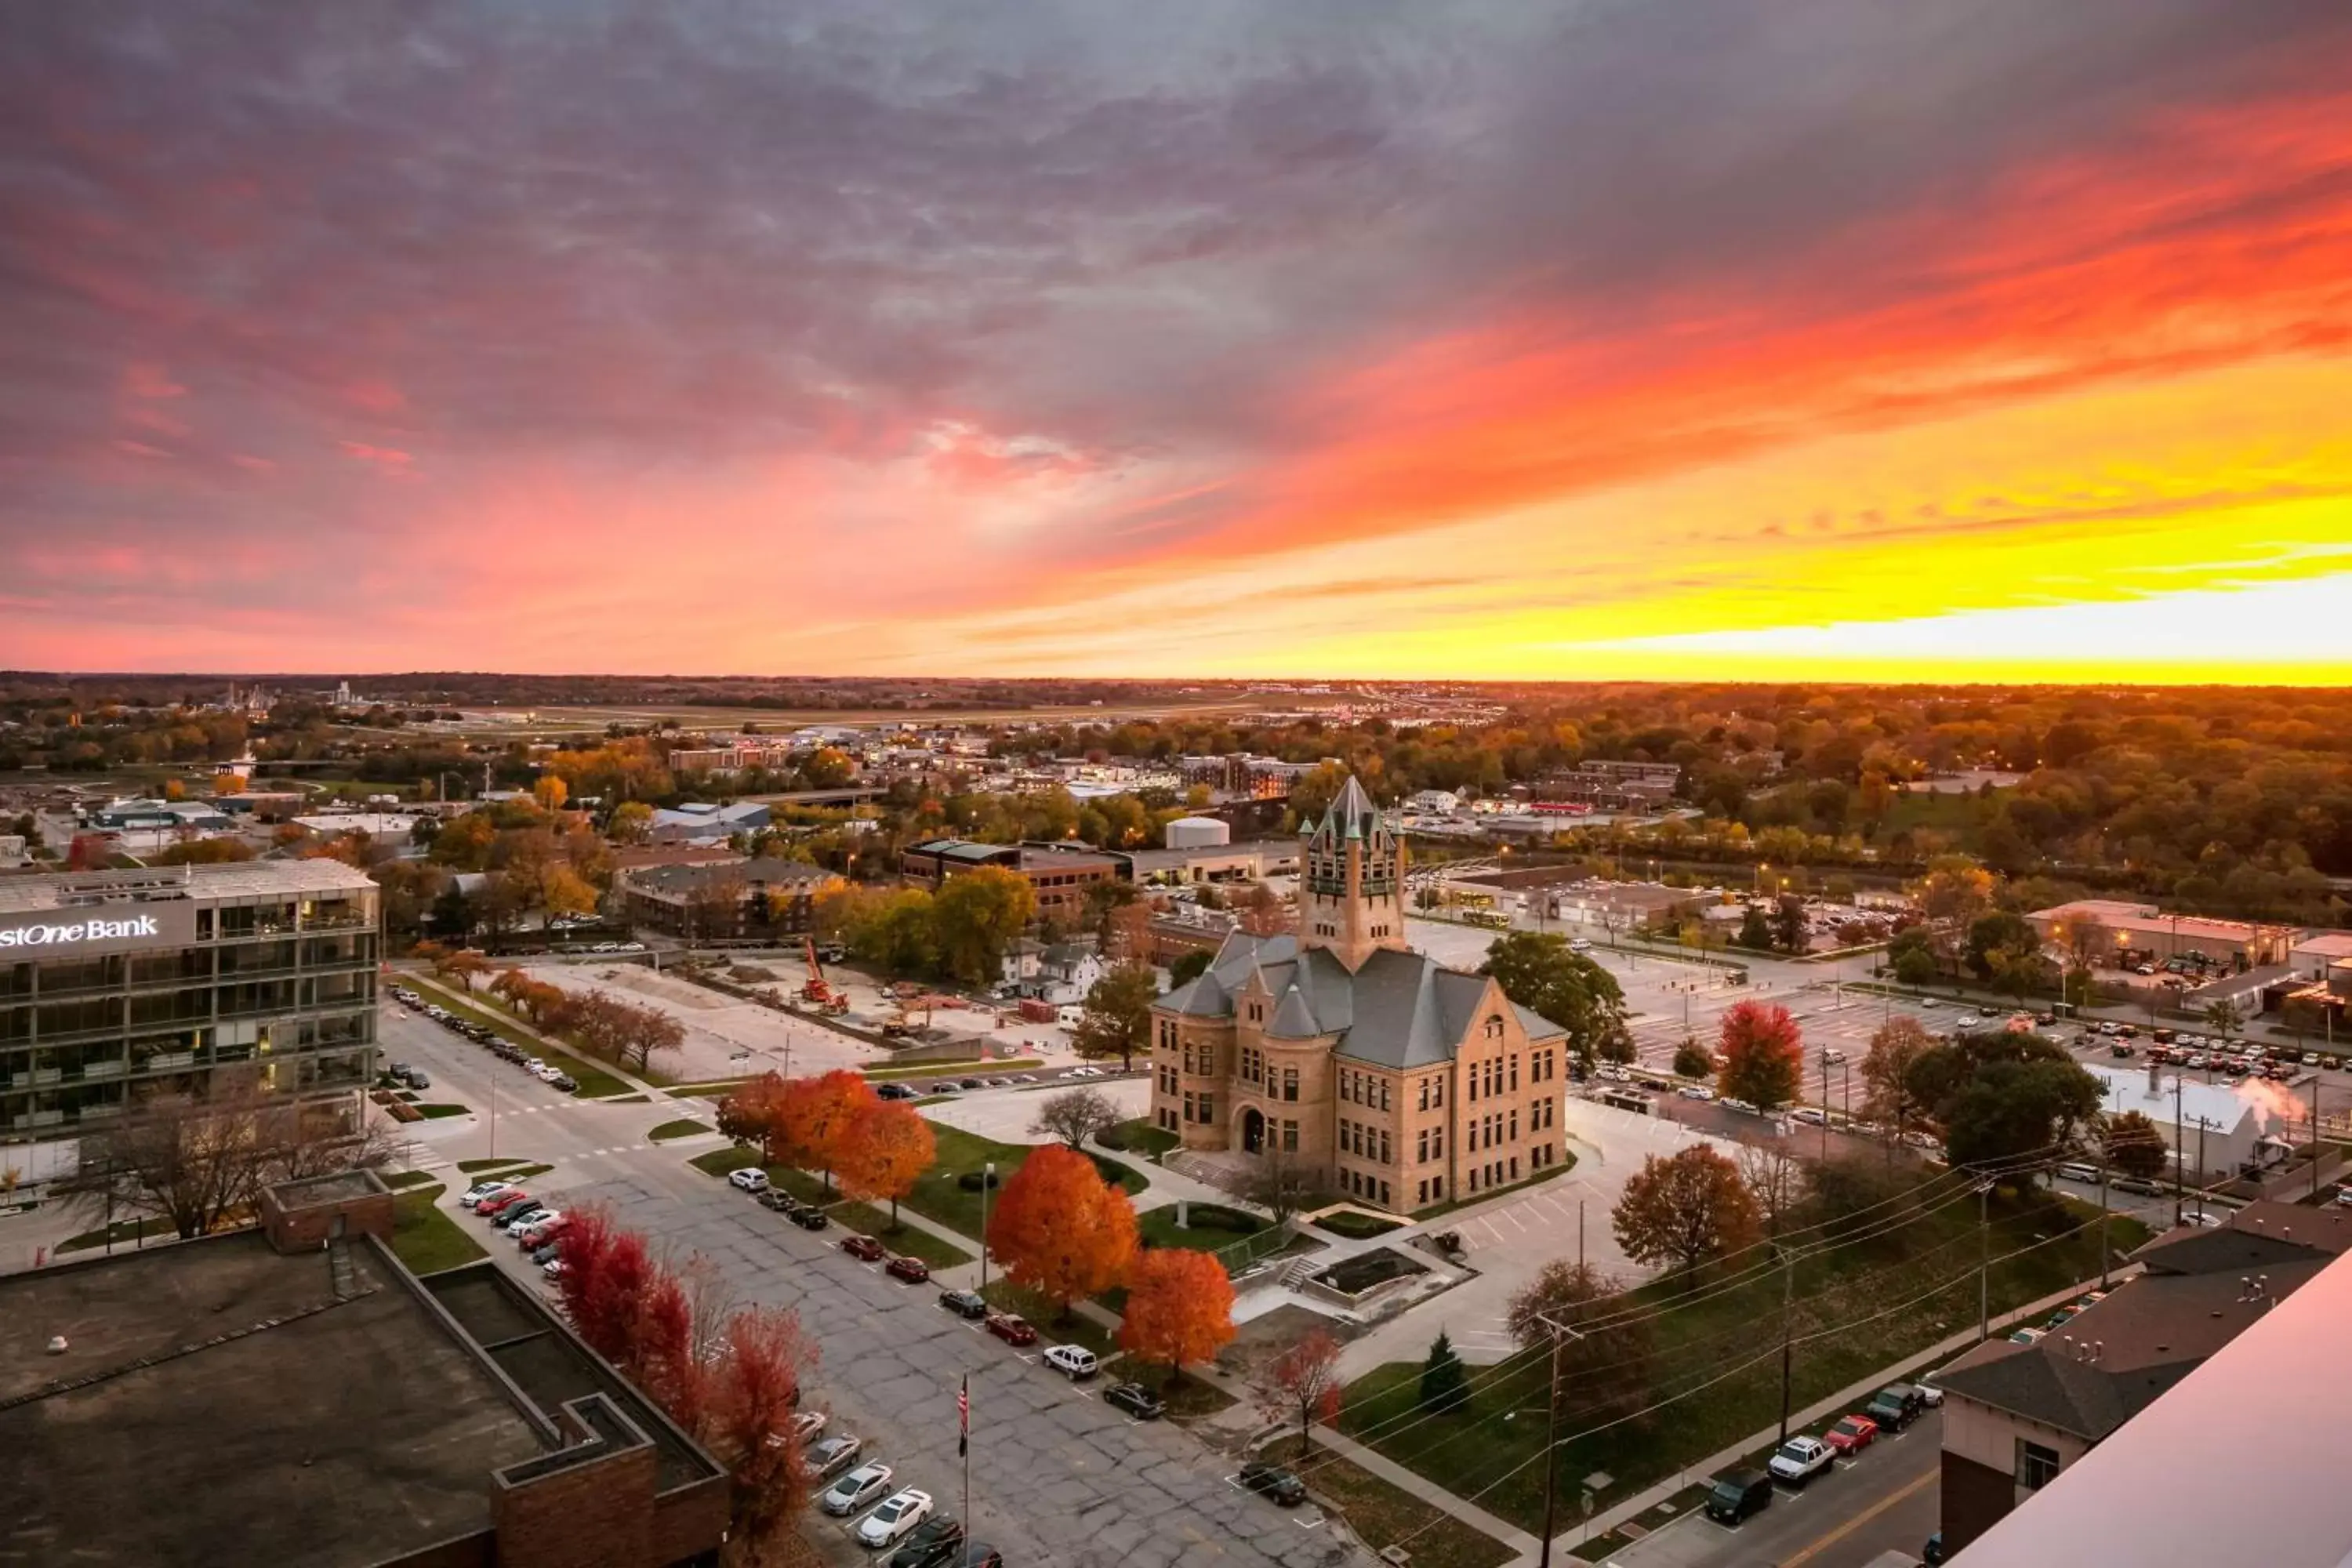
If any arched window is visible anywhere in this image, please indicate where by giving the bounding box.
[1483,1014,1504,1040]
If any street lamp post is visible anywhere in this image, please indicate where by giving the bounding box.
[979,1160,996,1290]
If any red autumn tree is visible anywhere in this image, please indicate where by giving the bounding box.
[1118,1247,1236,1377]
[1612,1144,1763,1286]
[1255,1327,1345,1446]
[697,1304,815,1552]
[835,1100,935,1227]
[985,1145,1138,1321]
[1715,999,1805,1112]
[716,1072,789,1149]
[554,1204,692,1398]
[771,1069,878,1189]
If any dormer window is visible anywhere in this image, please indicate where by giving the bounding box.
[1483,1015,1504,1040]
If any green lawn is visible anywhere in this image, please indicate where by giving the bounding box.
[57,1215,178,1253]
[1340,1184,2148,1534]
[389,1185,488,1275]
[669,1080,753,1098]
[898,1125,1036,1239]
[1099,1117,1181,1159]
[1136,1201,1267,1254]
[458,1156,535,1173]
[691,1146,764,1178]
[415,1102,471,1120]
[648,1118,711,1142]
[831,1203,975,1270]
[978,1279,1119,1356]
[1314,1210,1406,1240]
[1265,1436,1515,1568]
[383,1170,440,1190]
[495,1163,555,1184]
[405,978,631,1098]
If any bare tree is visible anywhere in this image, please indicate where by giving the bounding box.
[1028,1087,1122,1149]
[1737,1142,1809,1240]
[64,1075,396,1240]
[1238,1142,1319,1225]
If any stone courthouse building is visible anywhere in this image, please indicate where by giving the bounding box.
[1149,777,1570,1213]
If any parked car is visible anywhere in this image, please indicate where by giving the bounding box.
[876,1083,917,1101]
[2114,1175,2165,1196]
[821,1463,895,1517]
[477,1190,534,1220]
[957,1078,985,1091]
[1915,1378,1947,1407]
[857,1489,935,1548]
[1704,1468,1773,1525]
[407,1069,431,1090]
[388,1062,414,1085]
[516,1214,567,1247]
[841,1235,887,1262]
[1791,1107,1828,1126]
[984,1313,1037,1347]
[1043,1345,1098,1380]
[938,1289,989,1320]
[1678,1086,1715,1101]
[953,1546,1003,1568]
[530,1240,564,1265]
[789,1409,828,1443]
[461,1181,514,1210]
[1864,1385,1924,1430]
[887,1518,966,1568]
[790,1206,831,1230]
[495,1203,547,1233]
[1237,1461,1306,1506]
[1824,1414,1878,1455]
[804,1434,862,1479]
[886,1255,931,1283]
[1768,1436,1834,1486]
[729,1167,771,1193]
[541,1258,568,1279]
[1103,1381,1165,1420]
[757,1189,798,1213]
[548,1073,578,1093]
[1925,1530,1947,1564]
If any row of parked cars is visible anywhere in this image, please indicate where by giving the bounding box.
[806,1425,1001,1566]
[461,1179,571,1276]
[390,985,579,1093]
[1707,1381,1943,1534]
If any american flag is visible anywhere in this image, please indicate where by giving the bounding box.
[958,1375,970,1457]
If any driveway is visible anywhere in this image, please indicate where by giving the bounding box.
[485,1166,1370,1568]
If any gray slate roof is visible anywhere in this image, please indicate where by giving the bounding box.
[1160,928,1566,1069]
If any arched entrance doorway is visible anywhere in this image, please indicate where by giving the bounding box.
[1240,1106,1265,1155]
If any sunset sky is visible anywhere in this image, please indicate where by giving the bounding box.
[5,1,2351,681]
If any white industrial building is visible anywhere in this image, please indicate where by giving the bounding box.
[2084,1062,2266,1181]
[1162,816,1232,850]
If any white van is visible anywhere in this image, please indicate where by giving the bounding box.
[2056,1162,2100,1183]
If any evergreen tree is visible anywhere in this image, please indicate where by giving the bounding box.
[1420,1330,1471,1414]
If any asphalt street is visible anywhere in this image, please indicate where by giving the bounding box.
[1596,1412,1943,1568]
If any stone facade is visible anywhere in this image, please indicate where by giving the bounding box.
[1149,776,1569,1214]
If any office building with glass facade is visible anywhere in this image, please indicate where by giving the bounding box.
[0,860,381,1195]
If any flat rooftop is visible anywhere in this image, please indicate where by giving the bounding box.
[0,1231,546,1568]
[0,858,379,915]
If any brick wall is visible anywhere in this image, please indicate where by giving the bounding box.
[1940,1447,2016,1553]
[260,1183,394,1252]
[491,1421,657,1568]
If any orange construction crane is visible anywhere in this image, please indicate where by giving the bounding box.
[799,937,846,1011]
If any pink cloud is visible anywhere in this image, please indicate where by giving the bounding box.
[121,361,186,400]
[338,440,415,475]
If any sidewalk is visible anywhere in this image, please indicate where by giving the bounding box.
[1530,1265,2144,1567]
[405,972,663,1098]
[1308,1423,1543,1558]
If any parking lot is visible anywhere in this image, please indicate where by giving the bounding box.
[469,1166,1368,1568]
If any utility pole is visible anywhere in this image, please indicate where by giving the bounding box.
[1534,1310,1582,1568]
[1819,1058,1831,1162]
[2314,1075,2325,1203]
[2098,1145,2111,1290]
[1776,1243,1795,1443]
[1976,1181,1992,1341]
[2173,1075,2185,1229]
[979,1160,996,1290]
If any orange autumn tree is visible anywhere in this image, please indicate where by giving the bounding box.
[836,1100,935,1227]
[1119,1247,1235,1378]
[772,1069,877,1189]
[986,1145,1137,1322]
[715,1071,790,1150]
